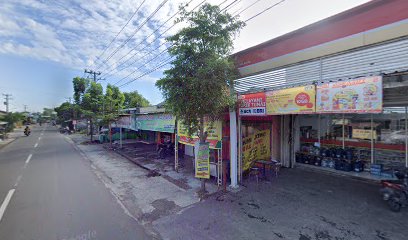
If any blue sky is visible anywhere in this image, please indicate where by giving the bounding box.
[0,0,369,112]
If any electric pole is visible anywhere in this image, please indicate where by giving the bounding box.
[84,69,102,82]
[3,94,12,113]
[23,105,28,112]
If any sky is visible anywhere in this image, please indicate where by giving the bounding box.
[0,0,370,112]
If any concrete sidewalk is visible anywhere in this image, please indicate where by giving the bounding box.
[0,127,24,150]
[68,134,220,238]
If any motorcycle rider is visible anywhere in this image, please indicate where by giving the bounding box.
[24,126,31,136]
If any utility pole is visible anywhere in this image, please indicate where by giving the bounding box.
[3,94,12,113]
[84,69,102,82]
[23,105,28,112]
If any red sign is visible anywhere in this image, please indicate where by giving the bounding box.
[238,92,266,116]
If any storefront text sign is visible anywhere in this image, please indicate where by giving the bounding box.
[242,129,270,171]
[238,92,266,116]
[352,129,377,140]
[113,115,132,129]
[177,119,222,149]
[134,114,176,133]
[266,85,316,114]
[317,76,383,113]
[195,142,210,179]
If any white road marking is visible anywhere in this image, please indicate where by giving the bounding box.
[40,133,44,136]
[0,189,15,222]
[14,175,22,187]
[25,154,32,165]
[38,137,41,141]
[34,143,38,148]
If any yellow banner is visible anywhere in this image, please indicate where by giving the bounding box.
[242,129,271,171]
[195,143,210,179]
[177,120,222,148]
[266,85,316,115]
[352,129,377,140]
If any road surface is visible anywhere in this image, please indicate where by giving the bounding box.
[0,125,151,240]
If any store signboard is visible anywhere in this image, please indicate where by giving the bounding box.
[317,76,383,113]
[352,129,377,140]
[238,92,267,116]
[134,114,176,133]
[113,115,132,128]
[177,120,222,149]
[195,142,210,179]
[266,85,316,114]
[242,129,271,171]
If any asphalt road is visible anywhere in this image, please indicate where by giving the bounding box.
[0,124,151,240]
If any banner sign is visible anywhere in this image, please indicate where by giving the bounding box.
[238,92,266,116]
[317,76,383,113]
[113,115,132,128]
[266,85,315,114]
[195,142,210,179]
[352,129,377,140]
[242,129,271,171]
[178,120,222,149]
[134,114,176,133]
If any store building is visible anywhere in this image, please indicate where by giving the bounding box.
[230,0,408,183]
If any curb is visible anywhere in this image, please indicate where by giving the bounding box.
[0,138,17,151]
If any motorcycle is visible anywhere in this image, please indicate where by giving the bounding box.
[157,141,174,159]
[24,129,31,136]
[380,170,408,212]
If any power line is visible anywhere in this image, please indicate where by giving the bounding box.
[244,0,285,22]
[118,56,174,89]
[113,44,173,86]
[92,0,147,68]
[232,0,263,16]
[101,0,206,79]
[84,69,102,82]
[96,0,170,71]
[221,0,240,12]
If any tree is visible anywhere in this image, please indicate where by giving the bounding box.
[103,84,125,145]
[156,3,245,193]
[81,81,104,141]
[1,112,25,132]
[73,77,89,104]
[123,91,150,108]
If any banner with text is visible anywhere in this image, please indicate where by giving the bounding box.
[242,129,271,171]
[238,92,266,116]
[266,85,316,115]
[177,120,222,149]
[195,142,210,179]
[134,114,176,133]
[317,76,383,113]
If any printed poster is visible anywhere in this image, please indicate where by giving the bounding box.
[242,129,270,171]
[134,114,176,133]
[266,85,316,115]
[195,142,210,179]
[238,92,266,116]
[177,120,222,149]
[317,76,382,113]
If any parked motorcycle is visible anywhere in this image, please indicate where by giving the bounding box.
[380,170,408,212]
[157,141,174,159]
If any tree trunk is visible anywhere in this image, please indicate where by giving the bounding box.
[90,118,93,141]
[198,117,207,194]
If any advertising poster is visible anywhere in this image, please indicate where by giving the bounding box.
[317,76,383,113]
[134,114,176,133]
[178,120,222,149]
[238,92,267,116]
[242,129,270,171]
[195,142,210,179]
[352,129,377,140]
[266,85,316,115]
[113,115,132,128]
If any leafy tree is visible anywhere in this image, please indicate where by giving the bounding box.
[54,102,75,124]
[123,91,150,108]
[1,112,25,132]
[156,3,244,193]
[73,77,89,104]
[81,81,104,141]
[102,84,125,144]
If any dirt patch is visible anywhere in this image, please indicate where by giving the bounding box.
[142,199,181,222]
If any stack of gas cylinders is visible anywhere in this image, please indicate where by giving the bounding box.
[296,146,365,172]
